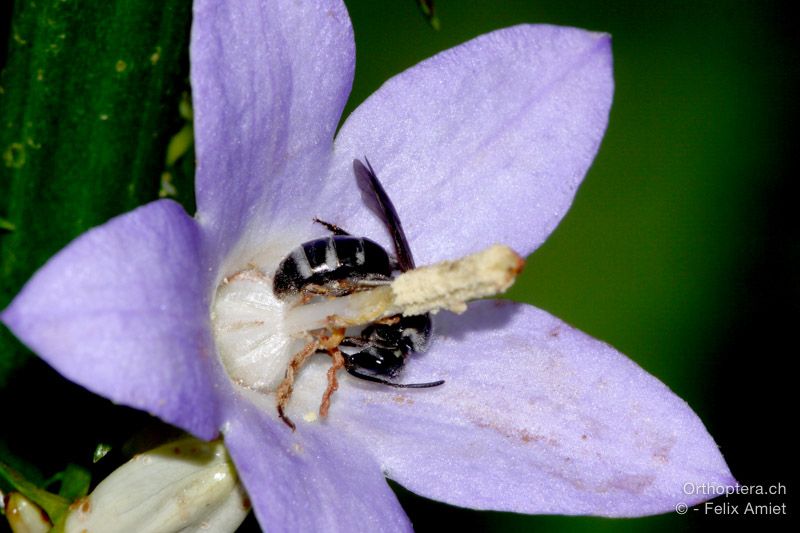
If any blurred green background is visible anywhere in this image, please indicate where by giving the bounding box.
[1,0,794,531]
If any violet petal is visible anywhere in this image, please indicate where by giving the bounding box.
[324,25,613,264]
[1,201,221,440]
[332,300,734,517]
[190,0,355,263]
[222,393,412,532]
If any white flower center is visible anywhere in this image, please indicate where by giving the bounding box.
[209,259,361,426]
[211,267,297,393]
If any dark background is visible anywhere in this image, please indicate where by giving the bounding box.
[1,1,795,531]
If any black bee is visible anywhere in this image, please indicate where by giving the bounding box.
[272,158,443,389]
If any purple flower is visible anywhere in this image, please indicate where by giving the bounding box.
[1,0,734,529]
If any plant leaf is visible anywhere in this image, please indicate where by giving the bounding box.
[0,0,194,384]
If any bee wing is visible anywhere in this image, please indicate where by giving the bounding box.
[353,158,416,271]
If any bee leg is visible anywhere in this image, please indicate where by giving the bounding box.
[276,338,320,431]
[313,218,351,236]
[340,336,368,348]
[373,315,400,326]
[319,347,345,418]
[297,283,332,304]
[318,327,347,418]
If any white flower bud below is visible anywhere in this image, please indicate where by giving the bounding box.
[4,492,51,533]
[64,438,249,533]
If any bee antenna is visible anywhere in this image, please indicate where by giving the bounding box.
[344,366,444,388]
[391,379,445,389]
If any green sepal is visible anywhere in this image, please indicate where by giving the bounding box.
[0,460,69,524]
[47,463,91,501]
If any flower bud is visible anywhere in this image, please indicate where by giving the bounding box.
[64,438,249,533]
[4,492,51,533]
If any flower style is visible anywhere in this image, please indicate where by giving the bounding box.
[1,0,734,530]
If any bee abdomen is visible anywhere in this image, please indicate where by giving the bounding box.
[273,235,393,298]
